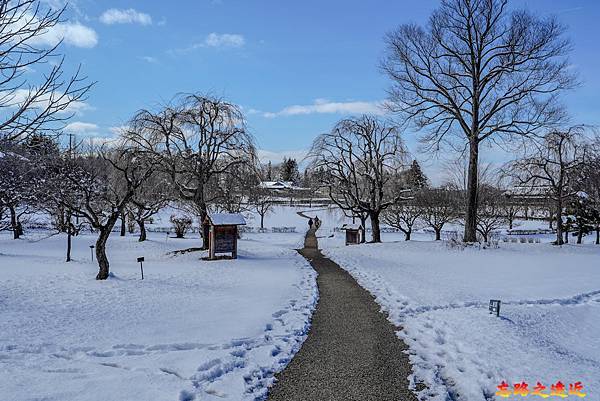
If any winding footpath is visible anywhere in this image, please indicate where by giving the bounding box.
[267,220,418,401]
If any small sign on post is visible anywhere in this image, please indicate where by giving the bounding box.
[89,245,95,262]
[137,257,145,280]
[489,299,501,317]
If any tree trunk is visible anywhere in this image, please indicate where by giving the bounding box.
[405,229,411,241]
[370,211,381,243]
[9,205,20,239]
[120,212,126,237]
[66,211,72,262]
[555,201,564,245]
[66,228,72,262]
[463,140,479,242]
[360,215,367,243]
[577,227,583,244]
[260,213,265,229]
[564,227,569,244]
[508,217,513,230]
[596,227,599,245]
[138,220,147,242]
[435,227,441,241]
[95,228,112,280]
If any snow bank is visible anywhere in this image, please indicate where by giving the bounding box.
[321,235,600,401]
[0,231,317,401]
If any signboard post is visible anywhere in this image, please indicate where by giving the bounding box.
[137,256,145,280]
[89,245,95,262]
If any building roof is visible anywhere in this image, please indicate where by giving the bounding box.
[207,213,247,226]
[259,180,295,189]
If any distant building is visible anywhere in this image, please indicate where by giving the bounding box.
[259,181,297,191]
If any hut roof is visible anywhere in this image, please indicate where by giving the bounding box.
[207,213,247,226]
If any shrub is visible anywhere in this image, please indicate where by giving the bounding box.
[170,215,193,238]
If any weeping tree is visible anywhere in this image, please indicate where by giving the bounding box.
[309,115,409,242]
[124,94,256,249]
[382,0,576,242]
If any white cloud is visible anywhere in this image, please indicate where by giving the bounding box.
[30,21,98,48]
[204,33,245,48]
[64,121,98,133]
[141,56,158,63]
[263,99,386,118]
[99,8,152,25]
[1,88,92,115]
[170,33,246,55]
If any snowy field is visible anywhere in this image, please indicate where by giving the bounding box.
[321,231,600,400]
[0,230,317,401]
[3,205,599,401]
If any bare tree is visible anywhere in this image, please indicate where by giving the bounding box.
[476,185,508,242]
[418,188,459,240]
[128,172,171,242]
[382,203,422,241]
[0,1,93,143]
[309,115,409,242]
[508,128,589,245]
[382,0,576,242]
[50,145,157,279]
[249,187,275,230]
[0,142,38,238]
[123,94,256,249]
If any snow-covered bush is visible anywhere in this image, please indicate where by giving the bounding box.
[170,215,193,238]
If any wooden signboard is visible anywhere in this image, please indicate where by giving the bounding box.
[214,226,237,253]
[205,213,246,260]
[343,224,363,246]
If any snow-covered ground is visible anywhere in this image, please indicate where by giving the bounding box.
[0,230,317,401]
[4,205,599,401]
[320,230,600,400]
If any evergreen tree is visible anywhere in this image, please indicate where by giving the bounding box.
[566,192,596,244]
[281,157,300,184]
[406,160,428,189]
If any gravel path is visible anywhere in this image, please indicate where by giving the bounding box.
[267,228,418,401]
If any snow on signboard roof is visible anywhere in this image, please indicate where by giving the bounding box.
[342,223,363,230]
[208,213,247,226]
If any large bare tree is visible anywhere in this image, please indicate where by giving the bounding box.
[124,94,256,249]
[309,115,409,242]
[0,0,93,143]
[382,0,576,242]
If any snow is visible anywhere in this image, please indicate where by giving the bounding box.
[320,232,600,401]
[0,230,317,401]
[208,213,247,226]
[4,204,598,401]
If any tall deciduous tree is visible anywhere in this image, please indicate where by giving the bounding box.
[382,0,576,242]
[309,115,409,242]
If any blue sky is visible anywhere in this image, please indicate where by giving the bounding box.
[52,0,599,179]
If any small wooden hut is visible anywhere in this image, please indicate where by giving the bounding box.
[204,213,246,260]
[342,223,363,245]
